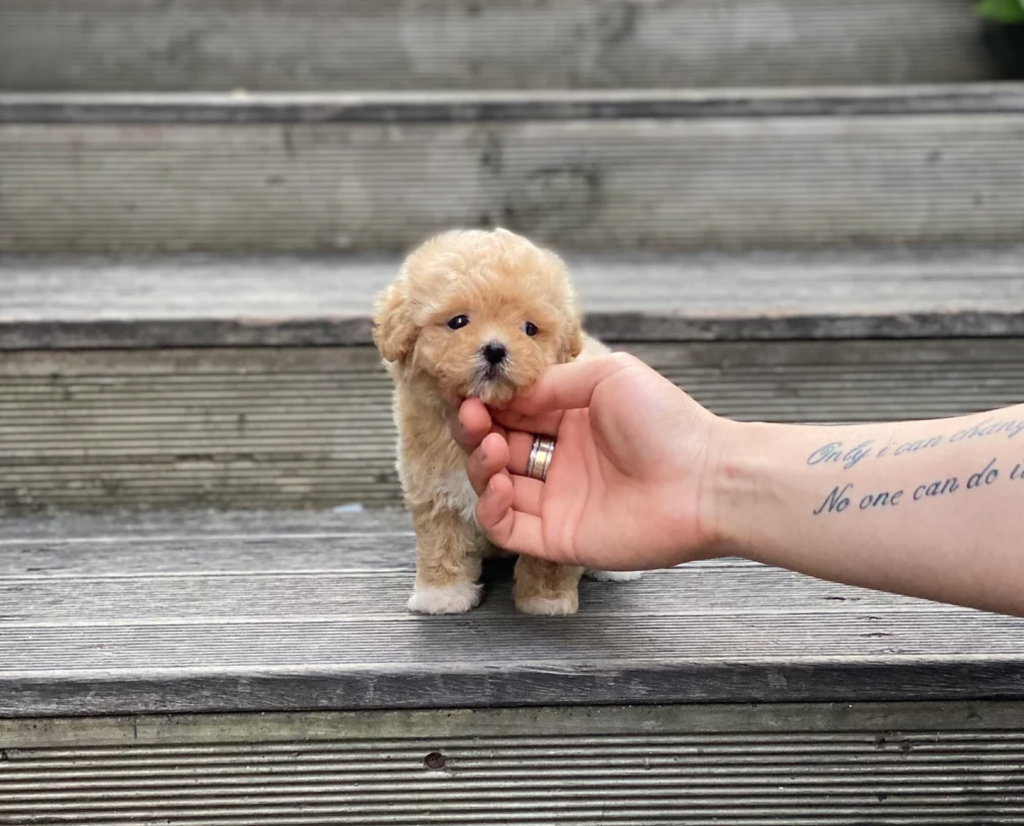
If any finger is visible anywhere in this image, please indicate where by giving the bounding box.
[511,474,544,517]
[470,432,549,508]
[510,353,637,417]
[467,431,510,496]
[476,475,546,557]
[454,398,493,453]
[491,408,565,439]
[504,430,544,476]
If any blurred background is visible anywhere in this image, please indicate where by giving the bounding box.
[1,0,1023,514]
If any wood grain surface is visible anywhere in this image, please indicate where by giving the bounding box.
[4,339,1024,512]
[3,94,1023,251]
[3,246,1024,348]
[3,703,1023,824]
[1,512,1022,716]
[0,0,995,92]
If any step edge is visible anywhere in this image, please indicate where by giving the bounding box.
[3,311,1024,351]
[3,84,1024,124]
[3,656,1022,717]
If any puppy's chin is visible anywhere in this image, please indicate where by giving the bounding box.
[470,378,520,407]
[438,368,529,407]
[424,372,520,409]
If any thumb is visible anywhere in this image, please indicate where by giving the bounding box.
[511,353,641,416]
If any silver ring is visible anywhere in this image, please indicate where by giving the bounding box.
[526,435,556,482]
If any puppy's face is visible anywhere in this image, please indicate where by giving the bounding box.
[375,230,583,406]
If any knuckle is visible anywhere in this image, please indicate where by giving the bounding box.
[609,351,641,369]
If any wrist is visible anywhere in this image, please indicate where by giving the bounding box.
[698,418,789,560]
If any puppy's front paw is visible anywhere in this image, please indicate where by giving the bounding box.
[516,592,579,616]
[585,569,643,582]
[407,581,483,615]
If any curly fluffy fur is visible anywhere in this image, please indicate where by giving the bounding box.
[374,229,638,615]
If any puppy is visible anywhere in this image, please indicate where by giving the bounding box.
[374,228,637,615]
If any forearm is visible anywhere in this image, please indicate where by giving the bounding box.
[711,405,1024,616]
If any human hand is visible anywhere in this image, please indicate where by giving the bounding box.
[459,354,1024,615]
[453,353,732,570]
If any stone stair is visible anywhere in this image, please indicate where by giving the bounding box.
[2,1,1024,823]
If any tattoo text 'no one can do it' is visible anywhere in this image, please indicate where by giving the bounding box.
[812,458,1017,517]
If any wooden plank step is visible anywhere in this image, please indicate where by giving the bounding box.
[3,87,1024,252]
[3,247,1024,513]
[3,703,1024,825]
[1,510,1022,718]
[18,339,1024,512]
[4,703,1024,825]
[5,246,1024,349]
[0,0,999,93]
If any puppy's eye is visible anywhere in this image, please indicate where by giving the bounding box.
[447,315,470,330]
[522,321,539,337]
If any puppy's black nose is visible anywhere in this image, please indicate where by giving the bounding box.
[482,341,508,365]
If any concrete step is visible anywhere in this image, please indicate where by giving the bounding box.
[0,0,1000,93]
[2,86,1024,253]
[2,246,1023,513]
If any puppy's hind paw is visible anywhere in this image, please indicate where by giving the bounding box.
[407,581,483,615]
[516,592,579,616]
[585,569,643,582]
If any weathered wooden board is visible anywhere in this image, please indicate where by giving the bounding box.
[2,339,1024,512]
[0,506,414,542]
[7,86,1024,123]
[0,0,996,93]
[2,92,1024,251]
[1,512,1023,716]
[2,703,1023,824]
[4,246,1024,348]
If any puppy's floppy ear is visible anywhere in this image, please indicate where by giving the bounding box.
[373,280,418,363]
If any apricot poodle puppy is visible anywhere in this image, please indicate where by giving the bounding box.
[374,228,637,615]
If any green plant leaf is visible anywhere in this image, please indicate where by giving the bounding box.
[978,0,1024,23]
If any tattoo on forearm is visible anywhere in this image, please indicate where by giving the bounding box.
[806,417,1024,471]
[804,416,1024,516]
[811,457,1018,517]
